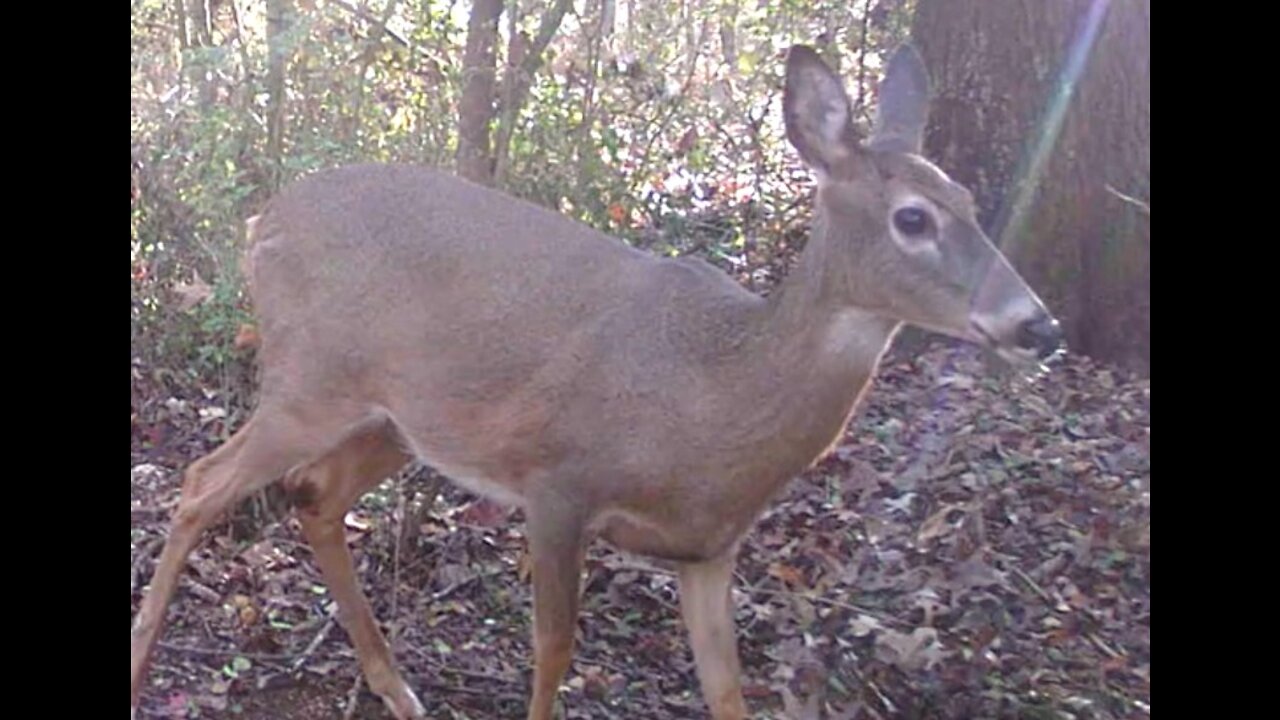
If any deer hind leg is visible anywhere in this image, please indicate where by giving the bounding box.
[524,500,588,720]
[286,417,424,719]
[678,554,748,720]
[131,410,340,714]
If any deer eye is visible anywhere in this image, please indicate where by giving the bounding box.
[893,207,931,236]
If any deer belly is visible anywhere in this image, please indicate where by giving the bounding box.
[390,399,557,509]
[592,507,740,563]
[400,437,529,509]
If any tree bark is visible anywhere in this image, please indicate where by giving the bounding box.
[351,0,401,143]
[493,0,574,185]
[455,0,504,185]
[719,0,738,71]
[173,0,190,51]
[911,0,1150,373]
[266,0,294,182]
[181,0,216,106]
[188,0,212,47]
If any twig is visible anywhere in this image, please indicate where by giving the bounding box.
[571,654,632,678]
[605,560,903,627]
[408,649,526,705]
[633,581,681,614]
[1104,184,1151,216]
[866,674,897,715]
[410,648,520,685]
[157,641,297,663]
[181,577,222,604]
[342,672,364,719]
[855,0,872,116]
[1088,632,1125,659]
[430,566,509,602]
[1011,566,1055,605]
[327,0,411,50]
[327,0,450,69]
[924,463,970,484]
[1013,567,1127,662]
[604,559,902,626]
[131,506,170,521]
[636,20,711,166]
[292,615,337,671]
[601,559,677,578]
[745,585,907,628]
[843,661,896,716]
[391,479,407,644]
[420,680,524,701]
[131,537,164,592]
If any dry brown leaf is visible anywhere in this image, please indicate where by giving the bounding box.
[233,323,261,350]
[876,627,946,671]
[458,499,511,527]
[768,562,806,587]
[917,503,968,544]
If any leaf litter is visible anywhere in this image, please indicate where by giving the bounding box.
[131,342,1150,719]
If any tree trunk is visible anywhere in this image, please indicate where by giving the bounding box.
[351,0,401,143]
[266,0,294,182]
[683,0,696,77]
[456,0,504,185]
[173,0,190,51]
[601,0,616,36]
[188,0,212,47]
[182,0,216,106]
[493,0,574,185]
[911,0,1150,373]
[719,0,738,70]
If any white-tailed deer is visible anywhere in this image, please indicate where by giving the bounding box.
[131,45,1062,719]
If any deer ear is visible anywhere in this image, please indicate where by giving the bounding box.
[783,45,860,178]
[870,44,931,154]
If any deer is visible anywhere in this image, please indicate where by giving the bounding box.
[130,44,1063,720]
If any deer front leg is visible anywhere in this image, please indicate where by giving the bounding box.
[524,502,587,720]
[679,554,749,720]
[132,416,318,717]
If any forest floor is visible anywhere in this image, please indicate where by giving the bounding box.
[131,342,1149,720]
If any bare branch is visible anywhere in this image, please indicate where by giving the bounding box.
[493,0,574,184]
[1105,183,1151,216]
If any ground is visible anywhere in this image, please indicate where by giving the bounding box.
[130,342,1150,720]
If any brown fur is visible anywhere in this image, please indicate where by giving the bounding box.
[131,45,1057,720]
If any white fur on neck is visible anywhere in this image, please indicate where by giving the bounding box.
[823,308,897,363]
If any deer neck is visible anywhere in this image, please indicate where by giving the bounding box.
[762,209,900,377]
[727,208,901,480]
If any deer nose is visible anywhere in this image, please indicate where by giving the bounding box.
[1016,315,1064,359]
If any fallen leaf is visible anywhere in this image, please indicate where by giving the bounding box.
[240,540,283,569]
[165,691,192,718]
[343,512,372,532]
[233,323,260,350]
[459,499,510,527]
[876,627,946,671]
[768,562,806,587]
[917,503,968,544]
[848,614,883,637]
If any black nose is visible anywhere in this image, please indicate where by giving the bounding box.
[1016,315,1064,359]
